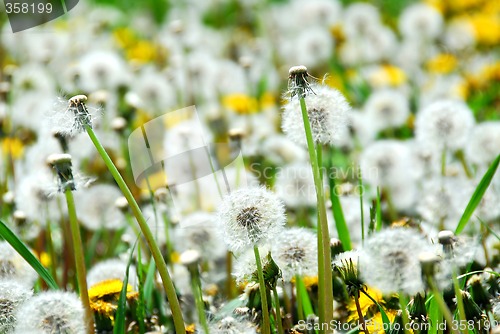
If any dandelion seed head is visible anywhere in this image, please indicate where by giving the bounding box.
[415,99,475,151]
[359,228,433,295]
[260,135,307,165]
[282,84,350,147]
[0,280,33,333]
[0,242,38,288]
[209,316,257,334]
[399,3,443,41]
[364,89,409,131]
[271,228,318,281]
[274,163,316,208]
[14,291,86,334]
[87,259,138,289]
[343,3,381,39]
[217,187,285,253]
[465,122,500,166]
[233,246,271,284]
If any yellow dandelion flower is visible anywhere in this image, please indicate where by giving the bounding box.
[126,40,158,64]
[222,93,259,115]
[468,14,500,45]
[1,137,24,159]
[259,92,276,109]
[132,109,154,129]
[113,27,137,49]
[347,287,384,322]
[88,279,138,317]
[366,309,399,334]
[368,65,407,88]
[38,252,51,268]
[171,251,181,264]
[425,0,445,13]
[186,324,197,334]
[426,54,458,74]
[446,0,485,11]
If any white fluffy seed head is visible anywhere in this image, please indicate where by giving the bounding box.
[359,228,433,295]
[415,99,475,151]
[13,291,86,334]
[216,187,286,253]
[274,163,316,208]
[364,89,410,131]
[0,242,38,288]
[0,280,33,333]
[465,122,500,166]
[398,3,443,41]
[282,84,350,147]
[209,316,257,334]
[271,228,318,281]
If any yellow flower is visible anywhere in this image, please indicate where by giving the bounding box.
[113,27,137,49]
[126,40,158,64]
[347,287,384,322]
[222,93,259,114]
[38,252,51,268]
[186,324,197,334]
[88,279,138,317]
[1,137,24,159]
[368,65,407,88]
[468,14,500,45]
[426,54,458,74]
[291,276,318,290]
[171,251,181,264]
[259,92,276,109]
[366,309,399,334]
[446,0,485,11]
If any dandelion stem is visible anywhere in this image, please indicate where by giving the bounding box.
[189,265,210,334]
[272,286,284,334]
[84,125,186,334]
[354,292,369,334]
[428,277,460,334]
[452,269,469,333]
[299,96,334,333]
[64,189,94,334]
[254,245,271,334]
[399,292,410,334]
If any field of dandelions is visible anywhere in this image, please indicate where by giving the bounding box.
[0,0,500,333]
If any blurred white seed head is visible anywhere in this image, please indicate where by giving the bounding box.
[217,187,286,253]
[343,3,381,39]
[364,89,409,131]
[359,228,434,295]
[415,99,475,151]
[465,122,500,166]
[0,242,38,288]
[233,246,271,284]
[260,135,307,165]
[0,280,33,333]
[13,291,86,334]
[271,228,318,281]
[399,3,443,41]
[87,259,138,289]
[46,95,99,137]
[274,163,316,208]
[282,83,350,147]
[74,184,126,231]
[209,316,257,334]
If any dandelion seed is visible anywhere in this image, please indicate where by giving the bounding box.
[271,228,317,281]
[0,280,33,333]
[217,187,286,253]
[14,291,86,334]
[282,82,350,147]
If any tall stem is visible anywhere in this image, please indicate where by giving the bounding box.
[354,292,369,334]
[64,190,94,334]
[273,286,284,334]
[254,245,271,334]
[299,97,333,333]
[85,126,186,334]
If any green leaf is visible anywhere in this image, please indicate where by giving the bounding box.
[114,240,138,334]
[144,259,157,310]
[328,165,352,250]
[455,154,500,234]
[0,220,58,290]
[376,187,382,232]
[296,275,314,317]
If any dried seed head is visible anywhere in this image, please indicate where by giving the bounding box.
[13,210,27,225]
[114,197,129,212]
[228,128,246,141]
[289,65,308,76]
[46,153,75,192]
[111,117,127,132]
[287,65,315,99]
[180,249,201,267]
[437,230,455,245]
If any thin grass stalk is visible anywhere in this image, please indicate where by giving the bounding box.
[84,125,186,334]
[272,286,284,334]
[428,277,460,334]
[299,96,334,333]
[254,245,271,334]
[64,189,94,334]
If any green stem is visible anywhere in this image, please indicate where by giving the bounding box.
[64,190,94,334]
[190,265,209,334]
[399,293,410,334]
[428,277,460,334]
[452,269,468,333]
[85,126,186,334]
[354,292,369,334]
[272,286,284,334]
[299,97,333,333]
[254,245,270,334]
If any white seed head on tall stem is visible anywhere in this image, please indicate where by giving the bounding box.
[217,187,286,253]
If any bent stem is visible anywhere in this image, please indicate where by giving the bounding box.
[299,97,333,333]
[354,292,369,334]
[64,189,94,334]
[85,126,186,334]
[254,245,271,334]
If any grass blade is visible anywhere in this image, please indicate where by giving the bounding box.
[455,154,500,234]
[0,219,59,290]
[376,187,382,232]
[114,240,138,334]
[328,162,352,250]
